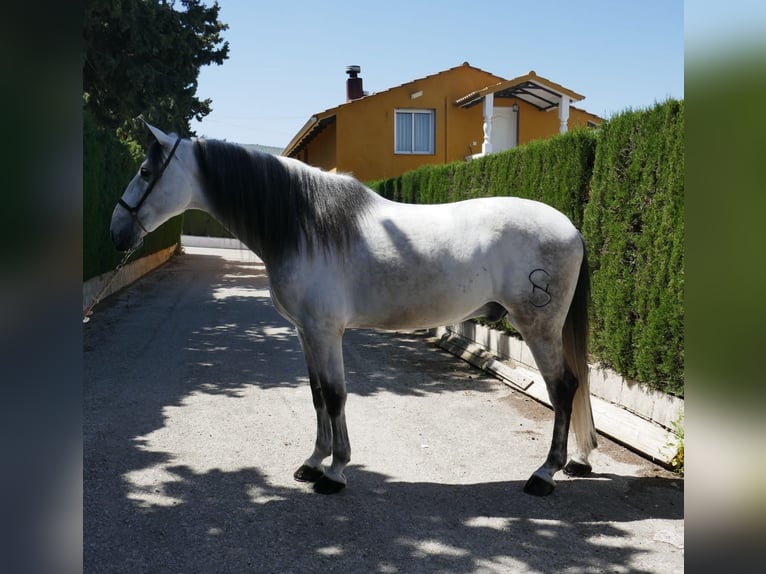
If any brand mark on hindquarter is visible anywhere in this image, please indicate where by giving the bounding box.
[529,268,552,307]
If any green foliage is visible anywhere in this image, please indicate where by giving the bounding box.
[83,0,227,280]
[583,100,684,395]
[667,412,684,475]
[369,129,597,226]
[83,0,229,139]
[183,209,233,238]
[368,103,684,396]
[83,109,183,281]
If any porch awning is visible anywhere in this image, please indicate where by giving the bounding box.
[455,70,585,110]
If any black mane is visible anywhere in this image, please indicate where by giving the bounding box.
[193,139,374,263]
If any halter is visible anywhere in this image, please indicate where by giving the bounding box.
[118,136,182,232]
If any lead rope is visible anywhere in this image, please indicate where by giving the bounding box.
[82,244,141,323]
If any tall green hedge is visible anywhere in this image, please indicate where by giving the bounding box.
[83,109,183,280]
[182,209,233,238]
[368,101,684,396]
[370,128,597,227]
[583,100,684,395]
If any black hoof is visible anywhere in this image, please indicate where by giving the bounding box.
[523,474,555,496]
[313,475,346,495]
[294,464,324,483]
[563,460,592,477]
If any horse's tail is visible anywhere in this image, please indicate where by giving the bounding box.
[563,235,598,456]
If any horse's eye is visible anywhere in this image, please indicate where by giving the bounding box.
[140,167,151,178]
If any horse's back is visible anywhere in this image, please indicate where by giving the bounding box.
[364,195,581,270]
[373,194,576,234]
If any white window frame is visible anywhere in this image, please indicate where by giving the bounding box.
[394,109,435,155]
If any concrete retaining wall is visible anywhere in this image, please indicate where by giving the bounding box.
[83,244,177,313]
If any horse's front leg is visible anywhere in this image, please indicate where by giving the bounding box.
[293,363,332,484]
[293,328,349,494]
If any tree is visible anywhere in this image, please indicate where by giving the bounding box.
[83,0,229,138]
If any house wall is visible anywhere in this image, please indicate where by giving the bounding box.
[519,103,600,145]
[333,65,503,182]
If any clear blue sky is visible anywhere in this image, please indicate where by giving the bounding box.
[190,0,684,148]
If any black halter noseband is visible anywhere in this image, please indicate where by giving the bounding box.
[118,136,182,231]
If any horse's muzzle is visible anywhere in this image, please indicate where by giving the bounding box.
[110,209,142,252]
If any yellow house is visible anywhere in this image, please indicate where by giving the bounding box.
[282,62,602,183]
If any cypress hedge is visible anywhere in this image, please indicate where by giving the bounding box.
[83,109,183,281]
[369,129,596,226]
[182,209,233,238]
[583,100,684,395]
[368,101,683,396]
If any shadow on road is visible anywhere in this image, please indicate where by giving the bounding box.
[86,460,681,573]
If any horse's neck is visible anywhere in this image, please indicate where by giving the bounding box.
[212,204,267,260]
[193,178,268,261]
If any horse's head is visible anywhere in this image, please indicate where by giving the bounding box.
[110,123,196,251]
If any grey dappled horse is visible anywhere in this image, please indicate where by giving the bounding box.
[111,123,597,496]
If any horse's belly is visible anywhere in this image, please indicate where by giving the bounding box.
[347,274,493,331]
[349,308,473,331]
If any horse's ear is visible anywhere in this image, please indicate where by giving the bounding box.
[142,121,176,147]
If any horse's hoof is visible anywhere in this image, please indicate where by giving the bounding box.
[563,460,592,477]
[313,475,346,494]
[294,464,324,483]
[523,474,555,496]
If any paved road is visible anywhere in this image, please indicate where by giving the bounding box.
[84,247,684,573]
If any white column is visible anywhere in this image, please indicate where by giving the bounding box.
[482,93,494,155]
[559,95,570,134]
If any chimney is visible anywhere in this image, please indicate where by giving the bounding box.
[346,65,363,102]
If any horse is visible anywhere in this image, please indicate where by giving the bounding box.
[110,123,597,496]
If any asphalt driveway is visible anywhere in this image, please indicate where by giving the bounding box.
[84,246,683,573]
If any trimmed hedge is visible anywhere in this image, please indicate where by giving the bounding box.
[183,209,233,238]
[368,101,684,396]
[83,109,183,281]
[583,100,684,396]
[369,129,597,227]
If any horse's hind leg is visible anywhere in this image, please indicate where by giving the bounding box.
[519,333,578,496]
